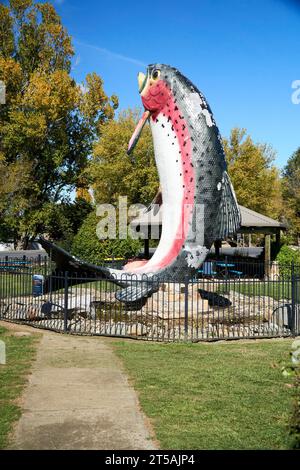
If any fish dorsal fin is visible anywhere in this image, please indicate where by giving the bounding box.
[215,171,241,240]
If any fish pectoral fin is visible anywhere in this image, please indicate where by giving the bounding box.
[127,110,151,155]
[115,282,158,303]
[144,187,162,214]
[215,171,241,240]
[184,244,209,269]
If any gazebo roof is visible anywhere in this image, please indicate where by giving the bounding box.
[238,205,285,229]
[130,204,286,234]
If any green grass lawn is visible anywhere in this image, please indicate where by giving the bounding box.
[0,272,117,299]
[0,273,32,298]
[1,271,293,301]
[217,280,292,300]
[114,338,295,449]
[0,325,40,448]
[0,267,50,298]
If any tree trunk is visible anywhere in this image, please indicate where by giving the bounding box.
[16,235,30,250]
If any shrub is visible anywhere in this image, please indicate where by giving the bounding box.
[275,245,300,278]
[71,211,141,265]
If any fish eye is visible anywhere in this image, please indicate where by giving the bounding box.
[151,69,160,80]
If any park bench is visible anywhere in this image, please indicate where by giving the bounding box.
[197,261,217,277]
[0,260,31,272]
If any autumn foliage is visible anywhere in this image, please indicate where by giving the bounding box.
[0,0,117,248]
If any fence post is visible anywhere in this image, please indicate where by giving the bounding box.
[184,274,189,340]
[44,258,47,280]
[291,270,299,337]
[64,271,68,333]
[264,234,271,279]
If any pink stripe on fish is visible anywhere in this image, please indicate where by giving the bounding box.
[131,80,195,272]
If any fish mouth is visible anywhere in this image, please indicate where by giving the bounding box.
[127,70,151,155]
[138,71,148,93]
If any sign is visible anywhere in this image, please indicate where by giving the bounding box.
[32,274,44,296]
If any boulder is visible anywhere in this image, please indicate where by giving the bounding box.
[272,303,293,329]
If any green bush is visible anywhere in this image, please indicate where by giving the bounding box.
[71,211,141,264]
[276,245,300,278]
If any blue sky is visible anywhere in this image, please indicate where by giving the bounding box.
[54,1,299,167]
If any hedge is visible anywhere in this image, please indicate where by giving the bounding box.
[71,211,141,265]
[276,245,300,278]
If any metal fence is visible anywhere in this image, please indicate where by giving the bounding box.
[0,260,299,342]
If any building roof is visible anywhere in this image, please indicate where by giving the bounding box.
[130,204,286,234]
[238,205,285,228]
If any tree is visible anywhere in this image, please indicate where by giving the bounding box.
[39,197,93,251]
[71,211,141,264]
[282,148,300,245]
[223,128,283,218]
[88,109,158,206]
[0,0,118,248]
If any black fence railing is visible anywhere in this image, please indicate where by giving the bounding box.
[195,257,300,280]
[0,253,126,273]
[0,260,299,342]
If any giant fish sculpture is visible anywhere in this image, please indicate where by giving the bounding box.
[40,64,241,303]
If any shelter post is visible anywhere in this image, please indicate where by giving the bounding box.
[264,234,271,278]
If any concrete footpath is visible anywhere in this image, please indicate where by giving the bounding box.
[4,323,156,450]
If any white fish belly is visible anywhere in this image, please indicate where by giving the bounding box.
[144,114,185,272]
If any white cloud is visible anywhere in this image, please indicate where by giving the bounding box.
[71,54,81,71]
[75,40,146,67]
[74,55,81,66]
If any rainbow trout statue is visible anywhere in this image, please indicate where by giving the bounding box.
[40,64,241,303]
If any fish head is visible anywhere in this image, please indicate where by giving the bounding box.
[138,64,173,113]
[127,64,175,154]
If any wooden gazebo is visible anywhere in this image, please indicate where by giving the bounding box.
[130,204,286,273]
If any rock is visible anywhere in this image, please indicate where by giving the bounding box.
[195,297,210,312]
[264,322,279,333]
[248,322,292,336]
[89,321,148,337]
[272,303,293,329]
[127,322,148,337]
